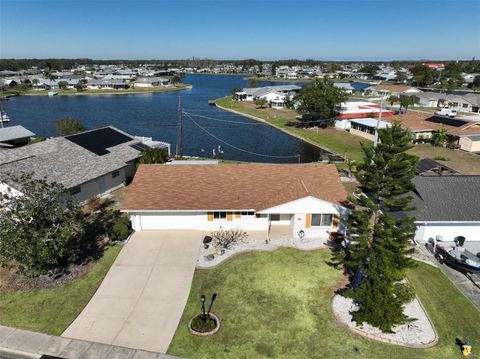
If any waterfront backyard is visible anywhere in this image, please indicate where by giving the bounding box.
[168,248,480,359]
[215,96,367,163]
[215,96,480,174]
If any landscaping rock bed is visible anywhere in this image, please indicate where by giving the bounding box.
[189,313,221,336]
[332,294,438,348]
[197,234,329,268]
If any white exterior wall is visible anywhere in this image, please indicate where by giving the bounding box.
[72,167,128,203]
[261,196,348,239]
[259,92,285,103]
[292,213,332,239]
[419,98,437,107]
[414,222,480,242]
[128,196,348,239]
[129,211,269,232]
[459,137,480,153]
[134,83,153,88]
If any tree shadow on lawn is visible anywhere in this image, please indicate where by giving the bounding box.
[77,208,123,263]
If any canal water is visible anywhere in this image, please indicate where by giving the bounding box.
[2,74,337,163]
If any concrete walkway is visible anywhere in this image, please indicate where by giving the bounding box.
[0,325,180,359]
[63,230,202,353]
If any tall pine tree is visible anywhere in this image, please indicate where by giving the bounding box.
[339,121,418,332]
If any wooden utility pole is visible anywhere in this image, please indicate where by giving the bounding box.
[176,96,184,157]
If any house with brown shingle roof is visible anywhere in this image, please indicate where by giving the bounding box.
[122,163,348,240]
[386,111,480,151]
[366,84,421,98]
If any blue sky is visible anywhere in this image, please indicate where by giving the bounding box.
[0,0,479,60]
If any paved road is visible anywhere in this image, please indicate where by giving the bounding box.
[63,230,202,353]
[0,325,180,359]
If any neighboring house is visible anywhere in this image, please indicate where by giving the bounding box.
[415,158,458,176]
[365,84,421,98]
[31,79,52,91]
[133,77,170,88]
[235,85,301,101]
[334,82,355,94]
[349,118,390,141]
[407,176,480,244]
[122,163,348,240]
[462,73,480,84]
[335,101,394,119]
[413,92,480,113]
[86,79,129,90]
[389,111,480,150]
[0,126,170,203]
[2,79,18,88]
[0,125,35,148]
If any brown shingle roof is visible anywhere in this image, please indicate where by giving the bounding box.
[122,163,347,211]
[372,84,418,93]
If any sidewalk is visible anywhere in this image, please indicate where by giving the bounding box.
[0,325,181,359]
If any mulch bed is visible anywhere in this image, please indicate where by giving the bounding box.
[0,261,95,292]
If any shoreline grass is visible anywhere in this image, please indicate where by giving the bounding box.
[3,84,190,98]
[215,96,367,162]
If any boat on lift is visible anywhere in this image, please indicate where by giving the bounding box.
[48,91,58,96]
[1,110,10,123]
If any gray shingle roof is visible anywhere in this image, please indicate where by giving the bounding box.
[0,126,35,142]
[409,176,480,222]
[0,126,143,189]
[242,85,301,97]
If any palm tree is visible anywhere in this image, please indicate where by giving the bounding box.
[387,95,399,110]
[431,126,449,147]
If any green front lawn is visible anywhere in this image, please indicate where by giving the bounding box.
[168,248,480,359]
[0,245,121,335]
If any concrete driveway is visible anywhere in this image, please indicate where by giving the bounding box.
[62,230,202,353]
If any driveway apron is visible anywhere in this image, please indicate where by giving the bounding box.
[62,230,202,353]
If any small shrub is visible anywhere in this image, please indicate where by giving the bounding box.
[433,156,449,161]
[211,228,248,250]
[108,215,131,242]
[84,196,101,213]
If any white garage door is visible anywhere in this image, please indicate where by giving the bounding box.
[416,223,480,242]
[138,213,202,230]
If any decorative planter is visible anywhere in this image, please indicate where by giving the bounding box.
[189,312,221,336]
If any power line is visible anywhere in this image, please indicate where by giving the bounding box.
[183,111,300,160]
[183,110,269,126]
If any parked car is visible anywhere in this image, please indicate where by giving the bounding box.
[435,108,457,117]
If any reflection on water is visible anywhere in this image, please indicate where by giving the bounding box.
[3,74,339,163]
